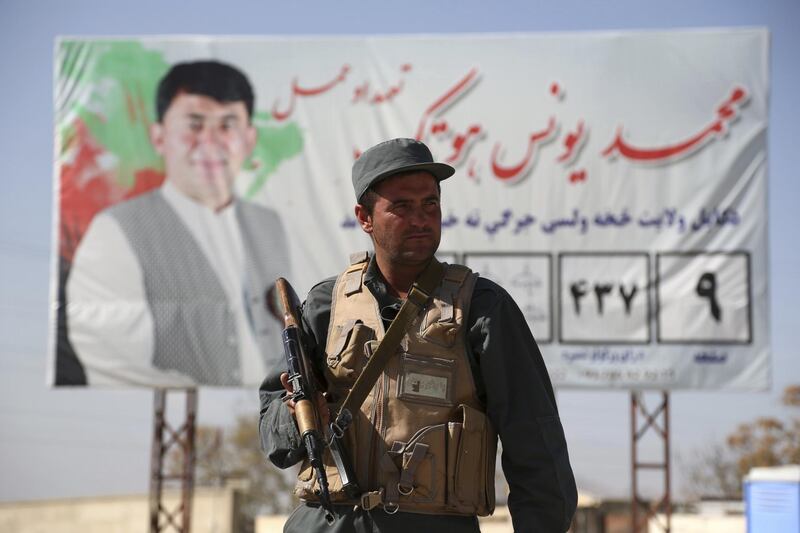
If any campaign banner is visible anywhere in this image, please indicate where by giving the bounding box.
[49,29,769,389]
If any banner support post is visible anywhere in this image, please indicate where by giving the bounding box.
[630,390,671,532]
[149,388,197,533]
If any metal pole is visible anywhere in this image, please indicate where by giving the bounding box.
[150,389,167,532]
[630,392,638,532]
[149,388,197,533]
[630,390,671,533]
[664,392,671,533]
[181,389,197,532]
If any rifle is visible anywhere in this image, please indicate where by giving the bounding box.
[274,278,359,525]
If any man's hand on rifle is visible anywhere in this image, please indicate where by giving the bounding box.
[280,372,331,427]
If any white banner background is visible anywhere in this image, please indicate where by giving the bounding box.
[52,29,770,389]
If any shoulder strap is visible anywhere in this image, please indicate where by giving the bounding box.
[333,259,445,431]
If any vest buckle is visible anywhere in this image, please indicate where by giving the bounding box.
[331,408,353,437]
[360,489,384,511]
[397,482,414,496]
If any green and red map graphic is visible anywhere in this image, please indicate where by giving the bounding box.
[57,40,303,262]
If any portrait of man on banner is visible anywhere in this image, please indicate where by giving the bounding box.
[53,46,294,387]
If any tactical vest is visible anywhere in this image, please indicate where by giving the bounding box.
[295,253,497,516]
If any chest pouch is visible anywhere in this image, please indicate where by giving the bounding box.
[326,319,375,388]
[419,279,463,347]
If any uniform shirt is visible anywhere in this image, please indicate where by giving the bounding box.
[67,181,264,386]
[260,257,577,532]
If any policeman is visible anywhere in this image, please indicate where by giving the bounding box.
[260,138,577,532]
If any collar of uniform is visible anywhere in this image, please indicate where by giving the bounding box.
[363,255,402,311]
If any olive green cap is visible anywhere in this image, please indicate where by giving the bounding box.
[352,138,455,201]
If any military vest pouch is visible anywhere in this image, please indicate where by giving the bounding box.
[388,403,497,515]
[296,448,343,496]
[418,291,459,347]
[295,431,360,502]
[326,320,375,388]
[449,403,497,516]
[391,423,448,506]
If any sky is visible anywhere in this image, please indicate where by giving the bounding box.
[1,0,799,505]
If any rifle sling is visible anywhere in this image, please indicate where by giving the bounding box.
[334,259,445,429]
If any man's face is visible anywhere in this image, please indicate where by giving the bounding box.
[356,171,442,267]
[150,93,256,211]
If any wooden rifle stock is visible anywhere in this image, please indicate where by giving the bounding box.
[275,278,335,524]
[275,278,362,518]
